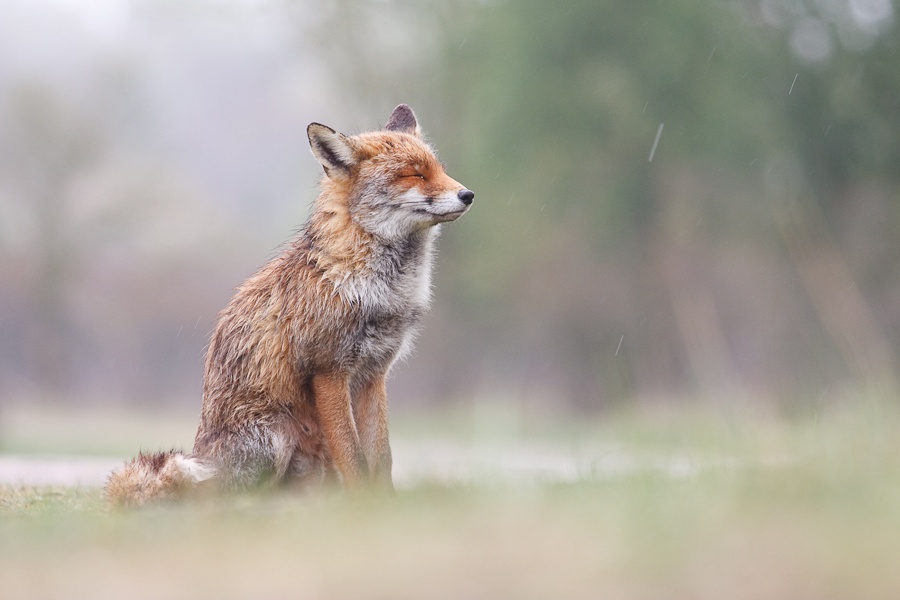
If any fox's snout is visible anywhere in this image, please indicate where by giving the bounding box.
[457,189,475,206]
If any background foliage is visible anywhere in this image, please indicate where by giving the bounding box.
[0,0,898,415]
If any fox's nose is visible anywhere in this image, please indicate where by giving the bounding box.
[457,189,475,205]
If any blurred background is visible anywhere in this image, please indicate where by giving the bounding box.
[0,0,898,425]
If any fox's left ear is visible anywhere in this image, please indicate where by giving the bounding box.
[307,123,357,177]
[385,104,421,137]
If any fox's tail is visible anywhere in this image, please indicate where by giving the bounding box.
[106,450,218,508]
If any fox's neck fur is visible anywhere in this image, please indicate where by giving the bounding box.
[298,179,437,311]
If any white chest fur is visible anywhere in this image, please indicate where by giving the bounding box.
[337,228,438,371]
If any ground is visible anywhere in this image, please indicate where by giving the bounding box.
[2,398,899,599]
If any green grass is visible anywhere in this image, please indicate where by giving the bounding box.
[2,399,900,599]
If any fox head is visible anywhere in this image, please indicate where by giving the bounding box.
[307,104,474,240]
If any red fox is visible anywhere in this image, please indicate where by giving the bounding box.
[106,104,474,506]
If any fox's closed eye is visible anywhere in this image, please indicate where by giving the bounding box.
[401,173,426,179]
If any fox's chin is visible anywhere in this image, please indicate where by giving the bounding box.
[423,208,468,225]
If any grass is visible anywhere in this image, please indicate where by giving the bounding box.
[2,398,900,599]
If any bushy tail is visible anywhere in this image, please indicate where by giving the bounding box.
[106,450,218,508]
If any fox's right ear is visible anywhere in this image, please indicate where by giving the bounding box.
[307,123,356,177]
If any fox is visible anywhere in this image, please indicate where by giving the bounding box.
[106,104,474,506]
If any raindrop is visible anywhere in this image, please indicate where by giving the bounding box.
[648,123,664,162]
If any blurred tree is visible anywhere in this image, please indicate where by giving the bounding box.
[4,0,896,411]
[421,0,900,406]
[0,84,105,396]
[0,81,234,404]
[752,0,900,393]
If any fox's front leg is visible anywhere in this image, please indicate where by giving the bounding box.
[354,376,393,490]
[312,372,369,488]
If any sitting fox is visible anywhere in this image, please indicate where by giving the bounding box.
[106,104,474,506]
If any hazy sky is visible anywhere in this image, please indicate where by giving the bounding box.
[1,0,331,234]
